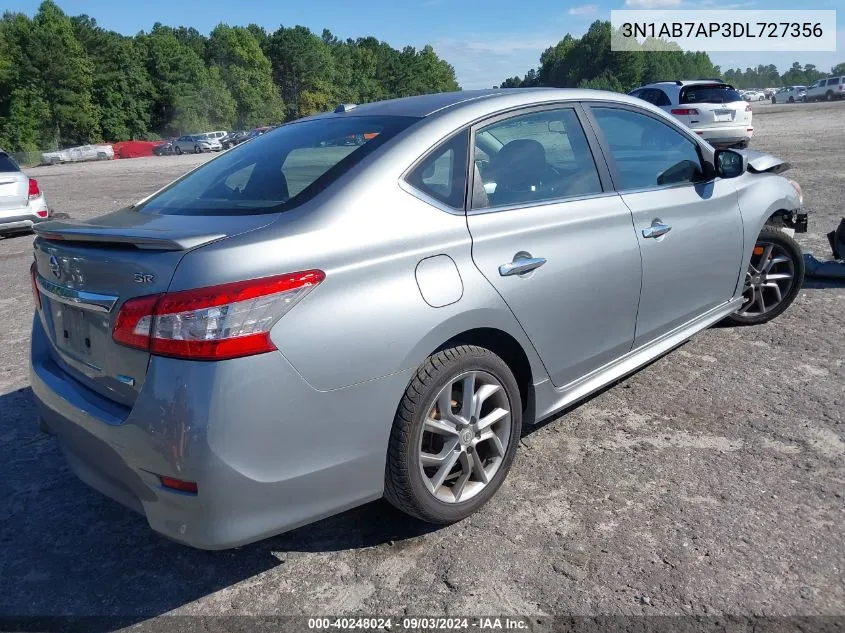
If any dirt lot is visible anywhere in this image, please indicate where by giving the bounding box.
[0,103,843,628]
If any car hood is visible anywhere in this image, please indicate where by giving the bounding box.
[738,150,791,174]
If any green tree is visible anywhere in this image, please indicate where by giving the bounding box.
[206,24,284,127]
[265,25,336,119]
[20,1,100,146]
[72,15,154,140]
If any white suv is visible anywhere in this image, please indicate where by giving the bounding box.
[806,76,845,102]
[0,151,50,235]
[629,80,753,148]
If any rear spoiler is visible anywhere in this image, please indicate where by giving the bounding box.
[33,221,225,251]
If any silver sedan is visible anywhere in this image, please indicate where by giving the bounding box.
[29,89,806,549]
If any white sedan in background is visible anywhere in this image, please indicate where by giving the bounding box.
[41,144,114,165]
[771,86,807,103]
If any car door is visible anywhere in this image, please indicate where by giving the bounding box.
[465,105,643,388]
[586,104,744,348]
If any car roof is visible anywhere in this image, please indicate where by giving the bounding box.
[302,88,648,121]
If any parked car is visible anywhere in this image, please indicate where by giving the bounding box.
[0,150,50,235]
[172,135,222,154]
[629,80,753,148]
[805,76,845,102]
[742,90,766,102]
[202,130,228,144]
[29,88,807,549]
[152,140,175,156]
[772,86,807,103]
[41,144,114,165]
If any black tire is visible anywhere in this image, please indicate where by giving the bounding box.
[194,145,202,154]
[384,345,522,525]
[725,226,804,326]
[175,146,182,155]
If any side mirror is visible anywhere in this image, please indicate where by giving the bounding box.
[714,149,746,179]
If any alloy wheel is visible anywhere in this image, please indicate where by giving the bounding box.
[736,240,796,318]
[418,370,511,504]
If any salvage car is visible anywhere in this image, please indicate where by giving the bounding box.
[0,150,50,234]
[41,144,114,165]
[29,89,807,549]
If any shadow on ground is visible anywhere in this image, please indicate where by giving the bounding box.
[0,387,438,627]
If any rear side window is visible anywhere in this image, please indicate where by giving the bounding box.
[0,153,20,172]
[406,130,469,209]
[680,84,743,104]
[828,78,841,86]
[137,115,418,216]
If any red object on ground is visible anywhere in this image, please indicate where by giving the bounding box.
[112,140,165,159]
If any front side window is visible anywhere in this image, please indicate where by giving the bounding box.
[471,108,603,209]
[591,107,705,191]
[137,115,418,216]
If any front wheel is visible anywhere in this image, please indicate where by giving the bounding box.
[174,146,182,155]
[384,345,522,525]
[725,226,804,326]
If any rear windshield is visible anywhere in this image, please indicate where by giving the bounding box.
[137,115,418,216]
[680,84,743,104]
[0,153,21,172]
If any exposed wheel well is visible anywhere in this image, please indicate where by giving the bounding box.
[436,328,534,417]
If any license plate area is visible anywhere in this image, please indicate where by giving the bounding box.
[50,303,94,359]
[713,109,734,122]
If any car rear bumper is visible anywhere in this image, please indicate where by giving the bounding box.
[0,199,50,232]
[694,125,753,146]
[30,315,410,549]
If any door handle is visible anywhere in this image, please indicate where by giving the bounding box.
[499,255,547,277]
[642,220,672,239]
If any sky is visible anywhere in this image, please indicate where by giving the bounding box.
[6,0,843,89]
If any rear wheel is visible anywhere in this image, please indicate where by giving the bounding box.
[726,226,804,326]
[384,345,522,524]
[826,91,834,102]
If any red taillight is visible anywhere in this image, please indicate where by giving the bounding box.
[30,264,41,310]
[159,476,198,494]
[36,210,49,218]
[112,270,325,360]
[112,294,161,349]
[671,108,699,116]
[28,178,40,199]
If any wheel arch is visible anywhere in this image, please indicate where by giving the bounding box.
[432,327,536,422]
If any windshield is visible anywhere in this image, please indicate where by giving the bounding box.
[680,84,743,104]
[137,115,418,216]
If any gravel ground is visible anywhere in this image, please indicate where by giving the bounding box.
[0,104,843,628]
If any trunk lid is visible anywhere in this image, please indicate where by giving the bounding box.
[680,100,750,130]
[0,172,28,211]
[32,208,275,407]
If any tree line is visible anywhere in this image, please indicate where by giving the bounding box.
[498,20,844,94]
[0,1,460,153]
